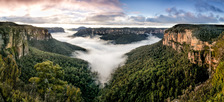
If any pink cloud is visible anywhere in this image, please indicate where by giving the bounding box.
[0,0,123,24]
[0,0,122,13]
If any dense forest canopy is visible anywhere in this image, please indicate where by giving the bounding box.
[99,41,208,102]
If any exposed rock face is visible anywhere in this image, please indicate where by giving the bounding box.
[163,26,219,68]
[0,22,52,58]
[163,29,212,51]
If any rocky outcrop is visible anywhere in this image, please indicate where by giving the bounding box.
[163,29,211,51]
[0,22,52,58]
[163,24,222,68]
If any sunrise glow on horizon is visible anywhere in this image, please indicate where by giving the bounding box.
[0,0,223,27]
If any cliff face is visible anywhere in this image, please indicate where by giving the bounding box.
[163,25,222,68]
[0,22,52,58]
[163,29,210,51]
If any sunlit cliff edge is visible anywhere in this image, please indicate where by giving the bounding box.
[0,22,51,58]
[163,24,224,69]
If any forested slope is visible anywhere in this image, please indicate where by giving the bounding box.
[0,22,99,102]
[17,47,99,102]
[99,41,209,102]
[177,32,224,101]
[29,39,86,56]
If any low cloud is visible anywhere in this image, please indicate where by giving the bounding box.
[0,0,223,26]
[51,32,161,84]
[0,0,123,24]
[0,0,122,13]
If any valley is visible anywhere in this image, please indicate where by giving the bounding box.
[1,0,224,102]
[51,31,161,84]
[1,22,224,102]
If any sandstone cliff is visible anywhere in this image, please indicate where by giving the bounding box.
[0,22,52,58]
[163,24,224,68]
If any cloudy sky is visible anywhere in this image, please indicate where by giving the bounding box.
[0,0,224,27]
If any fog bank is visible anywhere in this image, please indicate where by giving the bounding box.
[51,31,161,84]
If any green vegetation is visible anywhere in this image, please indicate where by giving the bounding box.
[0,55,84,102]
[0,55,20,88]
[100,33,148,44]
[29,39,86,56]
[0,54,41,102]
[29,61,83,102]
[214,32,224,61]
[74,28,165,44]
[165,24,224,43]
[178,62,224,101]
[192,27,224,43]
[178,32,224,101]
[0,26,25,58]
[0,22,20,26]
[0,22,51,59]
[0,22,99,101]
[211,61,224,101]
[99,41,208,102]
[2,22,224,101]
[17,47,99,102]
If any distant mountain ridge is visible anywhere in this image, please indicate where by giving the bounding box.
[45,27,65,33]
[68,26,87,31]
[73,28,166,44]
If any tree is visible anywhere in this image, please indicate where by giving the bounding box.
[65,84,83,102]
[29,60,83,101]
[212,61,224,90]
[0,55,20,87]
[0,55,22,101]
[29,61,67,99]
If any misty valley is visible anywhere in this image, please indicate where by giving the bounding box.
[1,22,224,102]
[51,30,161,84]
[2,0,224,102]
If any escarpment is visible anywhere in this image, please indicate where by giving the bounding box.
[73,28,166,44]
[163,24,224,68]
[0,22,52,58]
